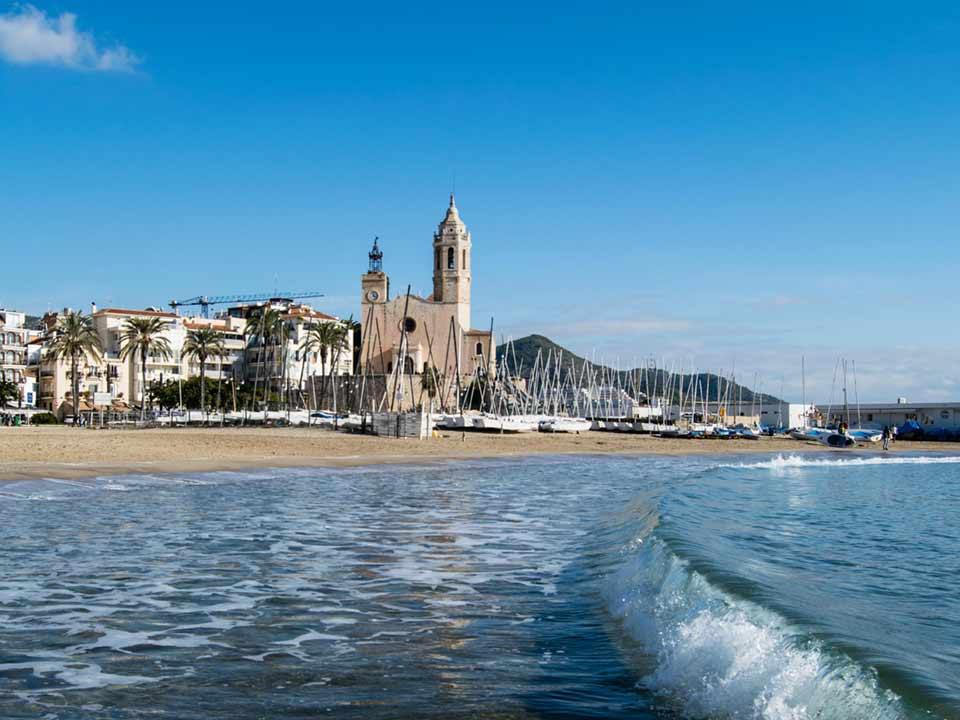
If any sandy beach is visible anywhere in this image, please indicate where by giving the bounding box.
[0,425,952,481]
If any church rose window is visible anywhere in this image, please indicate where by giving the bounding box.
[403,317,417,333]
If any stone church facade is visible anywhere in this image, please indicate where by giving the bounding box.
[360,195,495,393]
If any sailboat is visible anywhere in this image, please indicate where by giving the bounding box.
[471,414,538,433]
[539,417,592,433]
[818,432,857,448]
[817,359,858,448]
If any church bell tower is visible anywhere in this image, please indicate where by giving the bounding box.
[432,194,471,320]
[362,236,388,307]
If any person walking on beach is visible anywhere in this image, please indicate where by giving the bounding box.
[882,425,890,451]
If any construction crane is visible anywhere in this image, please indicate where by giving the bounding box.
[169,291,325,318]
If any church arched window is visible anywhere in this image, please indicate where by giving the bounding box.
[435,248,441,271]
[476,342,483,357]
[463,249,467,269]
[447,247,455,269]
[403,356,415,374]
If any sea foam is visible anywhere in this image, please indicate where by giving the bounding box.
[724,454,960,470]
[605,537,907,720]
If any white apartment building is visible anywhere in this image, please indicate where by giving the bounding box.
[227,301,354,396]
[37,305,207,416]
[0,309,41,407]
[91,306,187,408]
[182,315,248,380]
[30,301,353,417]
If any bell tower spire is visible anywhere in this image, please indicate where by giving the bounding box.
[432,194,471,327]
[368,236,383,273]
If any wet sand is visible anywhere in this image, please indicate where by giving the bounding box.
[0,426,952,482]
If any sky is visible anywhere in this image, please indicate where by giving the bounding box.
[2,1,959,402]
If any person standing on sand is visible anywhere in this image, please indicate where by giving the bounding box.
[882,425,890,451]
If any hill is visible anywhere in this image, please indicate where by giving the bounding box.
[496,335,782,405]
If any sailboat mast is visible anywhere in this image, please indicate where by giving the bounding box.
[801,355,807,428]
[842,359,850,428]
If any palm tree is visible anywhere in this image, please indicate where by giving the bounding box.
[181,328,226,421]
[301,321,348,408]
[49,310,103,425]
[245,307,283,412]
[118,316,173,421]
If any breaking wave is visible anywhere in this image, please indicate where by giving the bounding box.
[605,535,909,720]
[723,454,960,470]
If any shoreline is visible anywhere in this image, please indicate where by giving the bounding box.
[1,426,956,482]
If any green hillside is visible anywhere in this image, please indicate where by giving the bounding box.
[497,334,782,405]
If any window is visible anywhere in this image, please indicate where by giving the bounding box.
[403,356,414,374]
[476,342,483,356]
[435,248,441,271]
[403,317,417,333]
[387,361,393,373]
[462,249,467,269]
[447,247,455,269]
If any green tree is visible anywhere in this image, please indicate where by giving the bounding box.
[147,379,179,411]
[181,328,226,420]
[48,310,103,425]
[118,316,173,421]
[0,378,19,407]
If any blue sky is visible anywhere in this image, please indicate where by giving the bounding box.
[1,1,958,401]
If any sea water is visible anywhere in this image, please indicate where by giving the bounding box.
[0,453,958,719]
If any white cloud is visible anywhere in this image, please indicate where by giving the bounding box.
[0,4,139,72]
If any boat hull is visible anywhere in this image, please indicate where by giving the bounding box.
[818,433,857,448]
[539,419,592,434]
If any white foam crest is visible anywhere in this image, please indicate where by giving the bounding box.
[605,538,908,720]
[725,454,960,470]
[67,627,225,654]
[274,629,349,646]
[0,660,157,690]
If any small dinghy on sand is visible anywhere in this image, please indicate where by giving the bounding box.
[538,418,592,434]
[819,433,857,448]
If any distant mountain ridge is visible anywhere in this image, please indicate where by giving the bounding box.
[496,334,782,405]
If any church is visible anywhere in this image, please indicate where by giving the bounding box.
[360,195,495,393]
